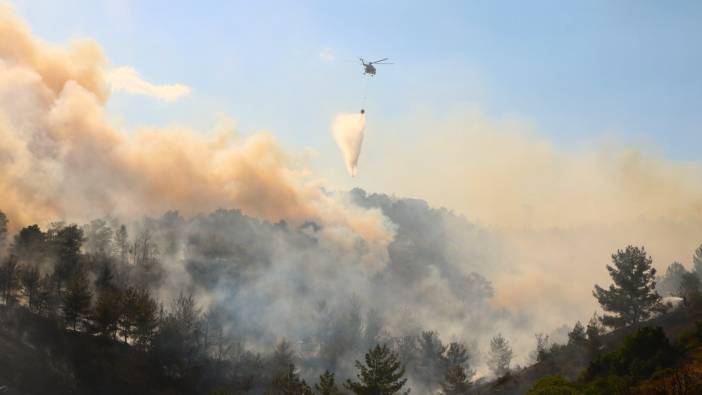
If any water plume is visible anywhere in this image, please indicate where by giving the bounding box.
[332,112,366,177]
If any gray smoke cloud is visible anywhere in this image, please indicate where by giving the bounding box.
[106,189,514,385]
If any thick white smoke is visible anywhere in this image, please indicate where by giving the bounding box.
[332,112,366,177]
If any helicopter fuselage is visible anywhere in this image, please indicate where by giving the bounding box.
[364,64,376,75]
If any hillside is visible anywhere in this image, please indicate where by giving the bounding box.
[477,307,702,394]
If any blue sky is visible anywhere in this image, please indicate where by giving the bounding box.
[12,0,702,160]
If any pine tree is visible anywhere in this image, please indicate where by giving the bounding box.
[94,289,123,338]
[445,342,475,383]
[0,210,7,247]
[50,224,85,293]
[62,272,93,330]
[585,314,604,358]
[36,273,59,316]
[315,371,342,395]
[678,272,701,303]
[119,287,139,342]
[95,260,116,291]
[0,255,19,305]
[11,225,47,266]
[20,264,41,311]
[532,333,550,363]
[694,243,702,279]
[83,219,113,256]
[270,339,297,377]
[267,364,313,395]
[439,365,472,395]
[344,344,410,395]
[593,246,662,328]
[445,342,469,366]
[114,225,129,266]
[416,331,447,390]
[487,334,513,377]
[133,288,159,349]
[656,262,688,296]
[567,321,587,347]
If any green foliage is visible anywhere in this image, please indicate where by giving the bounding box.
[50,224,85,292]
[439,364,472,395]
[266,364,313,395]
[82,219,114,256]
[585,315,603,357]
[526,376,581,395]
[315,371,342,395]
[94,289,123,338]
[132,288,159,348]
[694,243,702,279]
[584,327,678,381]
[678,272,701,300]
[20,264,41,311]
[11,224,47,266]
[0,254,19,304]
[344,344,409,395]
[62,272,93,330]
[114,224,129,265]
[568,321,587,347]
[114,287,159,346]
[151,293,204,380]
[579,375,628,395]
[593,246,662,329]
[0,210,7,246]
[657,261,688,296]
[416,330,447,388]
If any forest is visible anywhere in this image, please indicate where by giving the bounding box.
[1,191,702,395]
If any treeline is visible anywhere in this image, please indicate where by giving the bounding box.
[0,212,497,394]
[4,206,702,394]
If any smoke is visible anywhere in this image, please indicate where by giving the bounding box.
[332,112,366,177]
[0,5,393,257]
[0,7,518,381]
[106,66,191,102]
[346,107,702,357]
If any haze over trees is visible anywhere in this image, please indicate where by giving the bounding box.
[2,201,702,394]
[487,333,513,378]
[0,197,495,394]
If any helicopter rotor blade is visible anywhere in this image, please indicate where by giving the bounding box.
[370,58,389,64]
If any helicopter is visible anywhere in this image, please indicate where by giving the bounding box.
[360,57,393,76]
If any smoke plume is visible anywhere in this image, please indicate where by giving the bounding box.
[332,112,366,177]
[347,107,702,348]
[0,5,392,257]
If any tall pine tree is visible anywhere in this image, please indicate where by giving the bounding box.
[593,245,662,329]
[693,243,702,280]
[345,344,410,395]
[0,210,7,247]
[315,371,342,395]
[266,364,313,395]
[439,365,472,395]
[487,334,513,378]
[62,272,93,330]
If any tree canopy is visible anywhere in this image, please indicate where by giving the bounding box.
[593,246,662,329]
[345,344,410,395]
